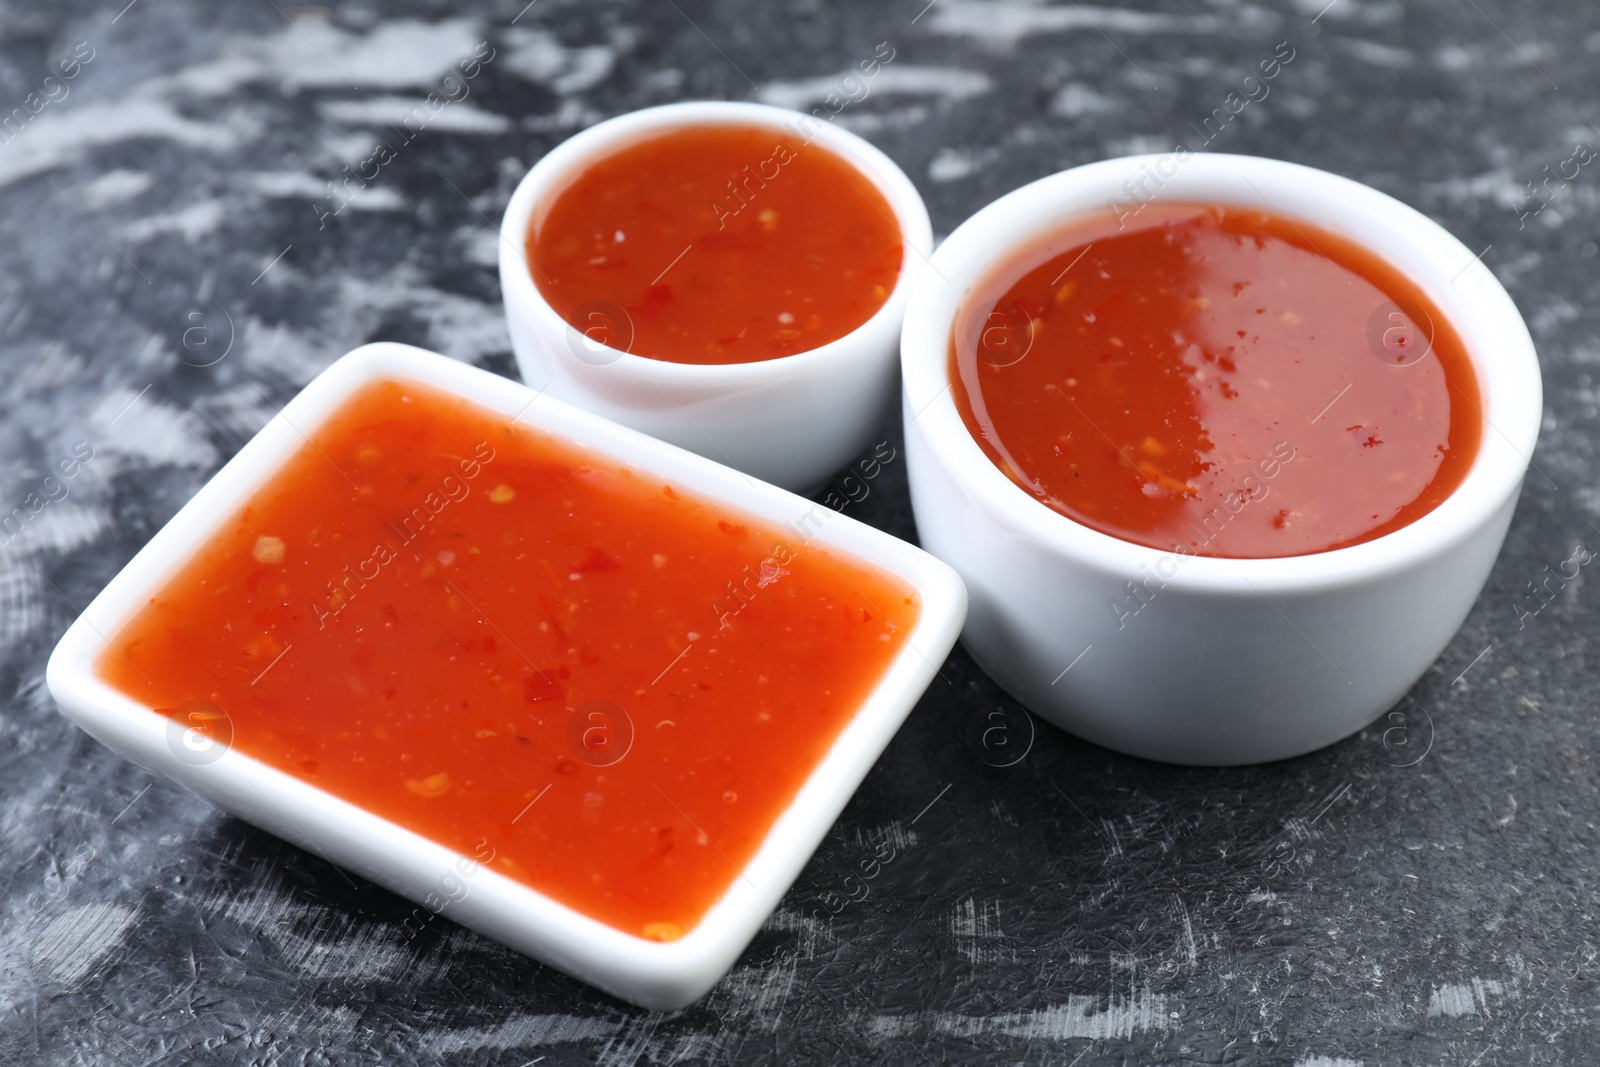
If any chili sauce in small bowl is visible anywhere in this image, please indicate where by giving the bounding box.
[900,153,1539,765]
[529,121,904,365]
[949,201,1482,558]
[499,102,933,492]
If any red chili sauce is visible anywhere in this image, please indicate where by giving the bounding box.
[528,123,904,364]
[98,380,919,940]
[950,203,1483,557]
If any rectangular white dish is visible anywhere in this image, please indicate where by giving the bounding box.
[45,342,966,1009]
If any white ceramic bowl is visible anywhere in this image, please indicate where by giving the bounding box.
[46,343,966,1008]
[901,153,1540,766]
[499,101,933,493]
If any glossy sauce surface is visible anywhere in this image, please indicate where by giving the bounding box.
[99,380,919,939]
[950,203,1483,557]
[529,123,904,364]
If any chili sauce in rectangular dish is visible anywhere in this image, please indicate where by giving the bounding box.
[97,379,919,941]
[950,203,1483,558]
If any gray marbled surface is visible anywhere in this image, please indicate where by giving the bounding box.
[0,0,1594,1063]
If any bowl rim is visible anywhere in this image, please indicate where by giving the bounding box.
[498,99,934,384]
[900,151,1542,595]
[45,342,966,1005]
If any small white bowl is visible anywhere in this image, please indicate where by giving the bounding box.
[498,101,933,492]
[46,343,966,1008]
[901,154,1540,765]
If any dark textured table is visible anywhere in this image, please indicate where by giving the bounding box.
[0,0,1593,1063]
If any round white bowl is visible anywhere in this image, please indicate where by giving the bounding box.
[901,153,1541,765]
[499,101,933,492]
